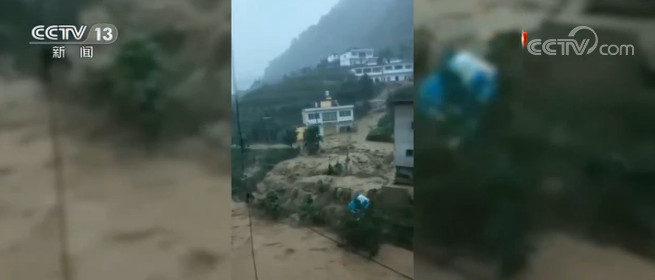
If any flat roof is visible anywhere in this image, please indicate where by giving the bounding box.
[302,104,354,112]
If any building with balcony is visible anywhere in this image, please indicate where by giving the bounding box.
[350,60,413,83]
[301,91,354,137]
[339,48,375,67]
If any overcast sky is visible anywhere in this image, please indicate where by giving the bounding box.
[232,0,341,90]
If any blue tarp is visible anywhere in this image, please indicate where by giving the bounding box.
[418,51,498,118]
[348,194,370,216]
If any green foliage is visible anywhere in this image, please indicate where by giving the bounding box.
[326,161,345,175]
[304,126,322,155]
[300,196,326,225]
[337,205,383,258]
[334,161,344,175]
[259,189,284,220]
[282,128,297,147]
[326,164,335,175]
[366,113,393,142]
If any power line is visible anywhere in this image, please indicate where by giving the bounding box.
[245,207,413,280]
[42,53,74,280]
[303,224,414,280]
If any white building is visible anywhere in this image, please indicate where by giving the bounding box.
[339,48,375,67]
[327,53,340,63]
[301,91,355,137]
[350,61,413,83]
[393,100,413,184]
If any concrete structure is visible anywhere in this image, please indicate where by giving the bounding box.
[339,48,375,67]
[350,61,413,83]
[301,91,354,137]
[393,100,413,184]
[326,53,339,63]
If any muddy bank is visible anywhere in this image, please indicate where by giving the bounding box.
[232,202,412,280]
[0,78,230,280]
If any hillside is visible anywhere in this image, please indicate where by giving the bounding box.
[261,0,413,83]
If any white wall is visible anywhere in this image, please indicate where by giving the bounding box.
[393,104,414,168]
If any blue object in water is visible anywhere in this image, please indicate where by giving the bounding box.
[418,51,498,119]
[418,73,444,118]
[348,194,370,215]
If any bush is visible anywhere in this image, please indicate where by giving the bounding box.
[259,189,284,220]
[300,196,326,225]
[366,113,393,143]
[366,127,393,142]
[304,126,321,154]
[336,205,383,258]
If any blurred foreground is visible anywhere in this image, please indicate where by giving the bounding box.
[414,0,655,279]
[0,0,231,279]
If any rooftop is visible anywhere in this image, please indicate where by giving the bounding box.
[302,104,354,112]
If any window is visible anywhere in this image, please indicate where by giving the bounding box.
[351,51,356,55]
[308,113,319,120]
[372,67,382,73]
[395,76,399,81]
[363,68,372,73]
[355,68,362,74]
[322,112,337,121]
[406,149,414,157]
[366,51,373,56]
[405,64,413,69]
[339,110,351,117]
[394,65,403,70]
[384,66,392,70]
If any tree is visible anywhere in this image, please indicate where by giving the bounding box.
[282,128,297,147]
[304,126,322,154]
[358,75,375,100]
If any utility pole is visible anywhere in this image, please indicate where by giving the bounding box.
[232,53,247,190]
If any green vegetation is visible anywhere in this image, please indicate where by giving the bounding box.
[336,202,383,258]
[366,85,415,143]
[326,161,345,176]
[236,72,378,145]
[259,189,284,220]
[282,129,297,147]
[366,113,393,142]
[304,126,322,155]
[300,195,326,225]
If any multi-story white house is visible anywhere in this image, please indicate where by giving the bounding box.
[350,60,413,83]
[301,91,355,137]
[339,48,375,67]
[393,100,413,184]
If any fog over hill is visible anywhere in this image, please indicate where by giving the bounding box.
[261,0,413,84]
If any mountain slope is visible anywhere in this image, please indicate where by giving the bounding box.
[261,0,413,83]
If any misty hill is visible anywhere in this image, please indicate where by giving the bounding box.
[261,0,413,84]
